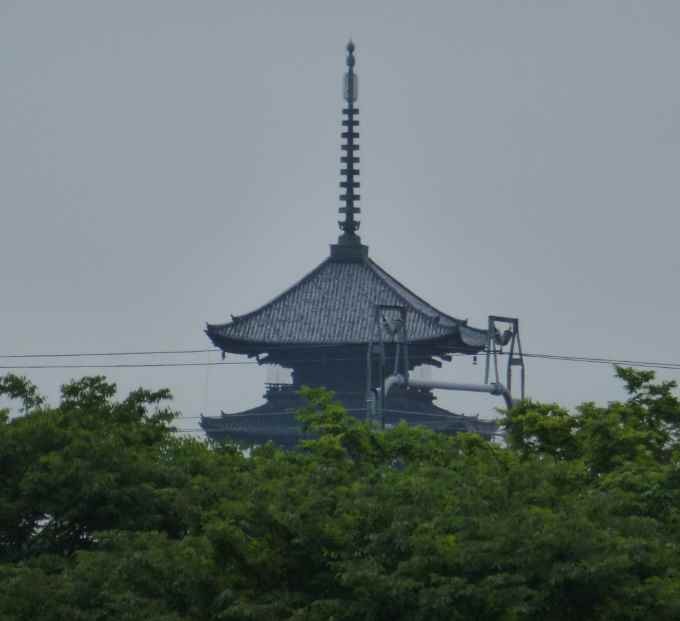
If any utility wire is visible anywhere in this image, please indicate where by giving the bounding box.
[0,348,217,359]
[0,361,256,370]
[0,357,437,370]
[1,344,680,370]
[1,352,680,371]
[521,352,680,370]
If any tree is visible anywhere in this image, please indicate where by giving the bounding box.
[1,369,680,620]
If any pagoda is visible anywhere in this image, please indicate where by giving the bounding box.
[201,42,498,446]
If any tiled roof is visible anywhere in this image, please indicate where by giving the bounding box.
[206,255,487,347]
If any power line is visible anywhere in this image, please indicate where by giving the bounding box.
[0,348,217,359]
[0,343,679,371]
[0,357,427,370]
[0,342,472,358]
[0,360,255,370]
[1,352,680,371]
[521,352,680,370]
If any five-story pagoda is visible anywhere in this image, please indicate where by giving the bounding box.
[202,42,496,446]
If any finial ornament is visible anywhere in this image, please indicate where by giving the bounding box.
[344,40,357,102]
[338,41,361,242]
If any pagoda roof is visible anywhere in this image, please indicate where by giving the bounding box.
[206,43,488,356]
[206,252,488,352]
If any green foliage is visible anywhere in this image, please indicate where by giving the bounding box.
[2,368,680,620]
[504,366,680,473]
[0,373,45,413]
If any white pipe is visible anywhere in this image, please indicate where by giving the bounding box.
[384,373,406,395]
[381,374,514,409]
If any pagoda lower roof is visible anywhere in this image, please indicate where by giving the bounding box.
[206,251,487,352]
[200,397,498,447]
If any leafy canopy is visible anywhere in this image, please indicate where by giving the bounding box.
[2,368,680,620]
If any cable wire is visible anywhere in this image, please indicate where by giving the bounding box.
[1,352,679,371]
[1,345,680,370]
[0,348,217,359]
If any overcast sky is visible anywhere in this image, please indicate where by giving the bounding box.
[2,1,679,429]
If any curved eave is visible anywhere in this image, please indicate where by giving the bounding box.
[205,325,486,357]
[205,253,489,351]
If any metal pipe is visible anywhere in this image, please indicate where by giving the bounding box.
[384,373,406,395]
[381,374,514,409]
[411,379,513,409]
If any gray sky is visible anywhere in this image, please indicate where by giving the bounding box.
[2,1,679,429]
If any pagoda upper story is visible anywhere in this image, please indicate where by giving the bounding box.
[206,42,488,361]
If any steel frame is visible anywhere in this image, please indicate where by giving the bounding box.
[367,306,526,427]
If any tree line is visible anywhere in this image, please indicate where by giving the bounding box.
[1,368,680,620]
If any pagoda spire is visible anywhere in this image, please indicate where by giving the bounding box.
[338,40,361,244]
